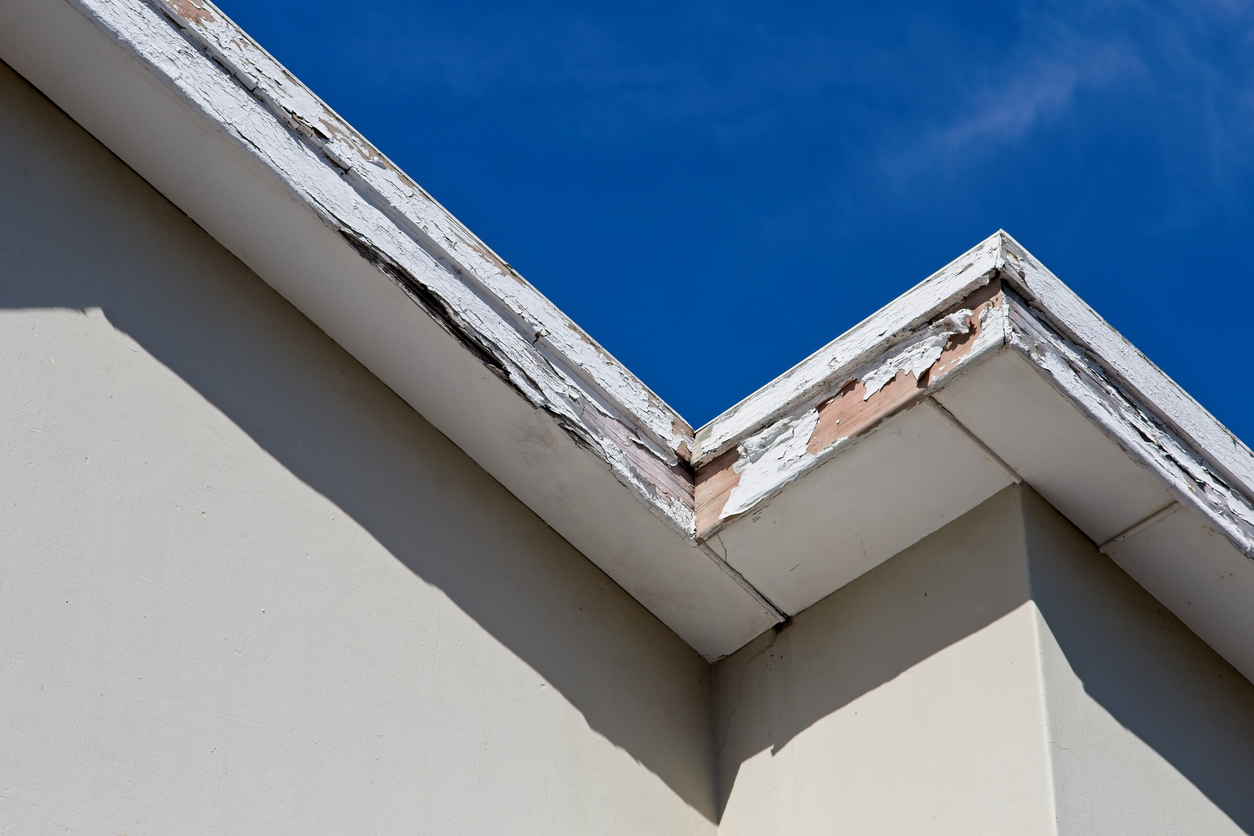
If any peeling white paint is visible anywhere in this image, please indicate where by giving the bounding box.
[1005,294,1254,555]
[860,310,973,400]
[723,409,821,519]
[1002,236,1254,505]
[50,0,696,536]
[693,236,1009,465]
[715,302,1004,526]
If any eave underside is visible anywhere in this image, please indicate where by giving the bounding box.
[3,0,1253,670]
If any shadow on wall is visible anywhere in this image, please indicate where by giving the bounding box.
[710,485,1036,817]
[9,52,1254,830]
[712,485,1254,828]
[0,61,717,821]
[1021,487,1254,832]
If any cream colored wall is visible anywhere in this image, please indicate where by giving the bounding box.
[714,484,1254,834]
[1022,488,1254,834]
[6,44,1254,835]
[713,486,1056,835]
[0,60,715,835]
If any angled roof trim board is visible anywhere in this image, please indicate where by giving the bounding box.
[4,0,1254,669]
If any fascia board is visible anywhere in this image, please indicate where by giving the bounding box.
[697,230,1254,670]
[694,276,1012,538]
[0,0,695,528]
[996,232,1254,506]
[692,233,1011,466]
[3,0,1252,665]
[0,0,781,659]
[695,230,1254,560]
[998,291,1254,558]
[938,300,1254,681]
[148,0,695,472]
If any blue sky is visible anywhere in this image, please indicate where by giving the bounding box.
[219,0,1254,436]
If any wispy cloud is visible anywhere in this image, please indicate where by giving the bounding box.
[883,25,1144,180]
[938,42,1138,149]
[334,0,1254,225]
[884,0,1254,197]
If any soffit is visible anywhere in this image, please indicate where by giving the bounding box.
[3,0,1253,670]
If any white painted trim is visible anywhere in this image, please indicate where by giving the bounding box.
[693,234,1009,465]
[154,0,692,459]
[3,0,1252,664]
[68,0,695,530]
[704,296,1011,536]
[998,233,1254,504]
[1003,293,1254,556]
[0,0,781,660]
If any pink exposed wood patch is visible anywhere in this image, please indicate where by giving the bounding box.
[694,283,1004,539]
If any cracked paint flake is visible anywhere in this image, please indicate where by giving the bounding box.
[721,409,821,520]
[707,296,1005,529]
[692,235,1010,466]
[109,0,697,531]
[858,311,974,400]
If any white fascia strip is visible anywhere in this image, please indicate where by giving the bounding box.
[0,0,793,659]
[998,234,1254,505]
[50,0,695,536]
[692,232,1011,465]
[709,298,1011,532]
[1004,294,1254,557]
[698,230,1254,558]
[151,0,690,462]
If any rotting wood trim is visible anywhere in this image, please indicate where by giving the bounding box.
[693,283,1008,538]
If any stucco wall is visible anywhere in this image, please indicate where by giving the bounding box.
[0,59,715,835]
[713,484,1254,834]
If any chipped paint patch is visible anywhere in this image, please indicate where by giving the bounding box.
[808,290,1004,456]
[166,0,213,25]
[692,235,1012,466]
[858,311,974,400]
[695,448,740,531]
[121,0,696,533]
[721,409,820,520]
[694,288,1006,537]
[1004,292,1254,555]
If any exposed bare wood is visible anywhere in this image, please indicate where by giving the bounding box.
[694,286,1008,539]
[695,449,740,537]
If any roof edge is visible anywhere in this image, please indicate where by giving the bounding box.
[996,231,1254,505]
[133,0,697,528]
[7,0,1254,666]
[692,232,1011,464]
